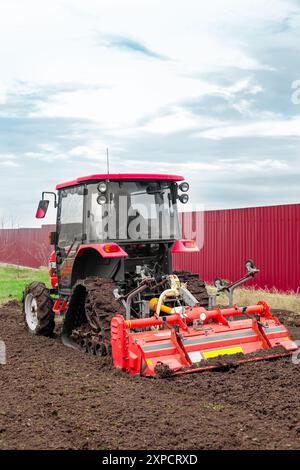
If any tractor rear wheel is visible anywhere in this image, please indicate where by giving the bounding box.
[175,271,209,307]
[23,282,55,336]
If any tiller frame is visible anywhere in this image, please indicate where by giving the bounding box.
[111,301,298,377]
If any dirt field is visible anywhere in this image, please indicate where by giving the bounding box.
[0,301,300,450]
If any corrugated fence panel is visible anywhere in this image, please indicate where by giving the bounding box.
[173,203,300,292]
[0,205,299,291]
[0,225,55,269]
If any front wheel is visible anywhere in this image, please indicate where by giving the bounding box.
[23,282,55,336]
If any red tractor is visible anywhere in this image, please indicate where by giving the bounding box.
[23,173,297,376]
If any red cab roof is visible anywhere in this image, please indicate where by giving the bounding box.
[56,173,184,190]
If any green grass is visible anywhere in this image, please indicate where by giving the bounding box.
[0,264,50,305]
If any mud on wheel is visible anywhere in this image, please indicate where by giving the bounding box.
[23,282,55,336]
[62,277,125,357]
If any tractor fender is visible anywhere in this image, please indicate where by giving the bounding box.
[76,243,128,259]
[171,239,200,253]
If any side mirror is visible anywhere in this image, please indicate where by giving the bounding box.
[36,200,49,219]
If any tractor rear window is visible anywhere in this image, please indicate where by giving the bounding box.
[86,181,181,242]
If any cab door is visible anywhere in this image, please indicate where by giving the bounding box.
[56,185,85,292]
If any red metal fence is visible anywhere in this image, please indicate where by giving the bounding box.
[0,204,299,292]
[0,225,55,269]
[173,204,300,292]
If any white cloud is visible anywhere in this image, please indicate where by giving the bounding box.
[0,153,16,160]
[122,157,289,174]
[0,0,300,225]
[0,154,20,167]
[118,108,222,136]
[0,0,286,126]
[30,73,217,129]
[0,160,20,168]
[0,82,7,105]
[197,116,300,139]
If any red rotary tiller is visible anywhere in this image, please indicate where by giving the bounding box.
[111,300,297,376]
[110,260,297,376]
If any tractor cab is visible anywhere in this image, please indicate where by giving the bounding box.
[36,174,193,294]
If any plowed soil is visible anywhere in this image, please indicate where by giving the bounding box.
[0,302,300,450]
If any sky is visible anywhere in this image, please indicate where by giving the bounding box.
[0,0,300,227]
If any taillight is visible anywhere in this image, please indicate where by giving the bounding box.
[183,240,196,249]
[103,243,120,253]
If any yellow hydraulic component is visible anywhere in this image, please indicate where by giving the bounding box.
[149,298,172,315]
[149,275,187,317]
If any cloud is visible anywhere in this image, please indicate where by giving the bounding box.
[0,81,109,118]
[98,33,168,60]
[0,153,20,167]
[0,160,19,168]
[197,116,300,139]
[0,0,300,226]
[121,156,289,174]
[0,82,7,105]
